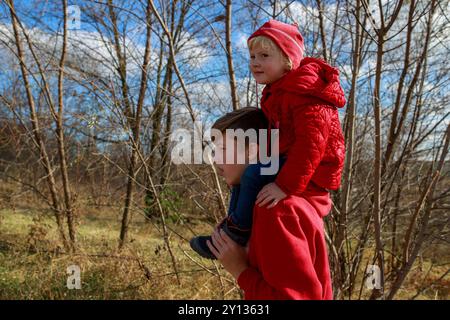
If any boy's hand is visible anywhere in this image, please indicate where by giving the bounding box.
[256,182,287,208]
[207,229,248,280]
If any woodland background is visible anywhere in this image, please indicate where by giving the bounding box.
[0,0,448,299]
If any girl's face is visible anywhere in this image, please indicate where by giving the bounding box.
[249,45,287,84]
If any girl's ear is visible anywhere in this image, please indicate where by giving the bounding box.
[247,142,259,163]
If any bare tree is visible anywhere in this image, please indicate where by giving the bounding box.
[0,0,448,299]
[225,0,239,110]
[5,0,77,252]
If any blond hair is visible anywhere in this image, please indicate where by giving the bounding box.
[248,36,293,71]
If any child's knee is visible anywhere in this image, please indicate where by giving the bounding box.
[242,164,263,183]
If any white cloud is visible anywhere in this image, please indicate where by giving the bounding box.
[177,31,211,69]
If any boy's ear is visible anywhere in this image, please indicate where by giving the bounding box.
[247,142,259,162]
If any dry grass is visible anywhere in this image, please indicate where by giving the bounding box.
[0,186,447,300]
[0,207,242,300]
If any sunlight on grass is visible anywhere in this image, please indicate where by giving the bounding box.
[0,208,239,299]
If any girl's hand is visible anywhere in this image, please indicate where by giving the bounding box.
[256,182,287,208]
[207,229,248,280]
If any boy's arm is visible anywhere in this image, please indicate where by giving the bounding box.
[237,204,326,300]
[275,104,332,195]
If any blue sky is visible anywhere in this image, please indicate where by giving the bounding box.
[1,0,448,154]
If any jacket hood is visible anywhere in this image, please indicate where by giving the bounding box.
[268,57,346,108]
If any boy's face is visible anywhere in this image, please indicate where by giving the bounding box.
[213,133,251,187]
[249,45,287,84]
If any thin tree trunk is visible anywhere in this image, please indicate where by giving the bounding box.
[134,137,181,285]
[108,0,152,249]
[107,0,135,248]
[387,121,449,299]
[271,0,277,18]
[365,0,404,299]
[371,27,385,300]
[316,0,328,62]
[225,0,239,110]
[7,0,70,251]
[160,69,173,186]
[149,0,176,179]
[383,0,432,174]
[337,0,362,298]
[57,0,77,251]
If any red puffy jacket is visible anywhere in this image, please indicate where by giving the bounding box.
[237,183,333,300]
[261,57,346,195]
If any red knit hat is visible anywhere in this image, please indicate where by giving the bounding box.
[248,20,305,70]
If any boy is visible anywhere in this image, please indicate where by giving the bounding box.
[199,107,333,299]
[190,107,285,259]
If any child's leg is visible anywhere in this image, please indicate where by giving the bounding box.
[189,186,242,260]
[224,156,287,244]
[227,184,240,216]
[227,164,268,229]
[190,156,286,259]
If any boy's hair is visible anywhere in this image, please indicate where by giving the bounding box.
[248,36,293,71]
[212,107,268,142]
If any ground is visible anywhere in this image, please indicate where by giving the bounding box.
[0,207,241,299]
[0,207,447,299]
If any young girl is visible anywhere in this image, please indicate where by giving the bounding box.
[190,20,346,261]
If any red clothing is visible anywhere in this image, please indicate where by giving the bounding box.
[261,57,346,195]
[237,183,333,300]
[248,20,346,195]
[238,19,340,300]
